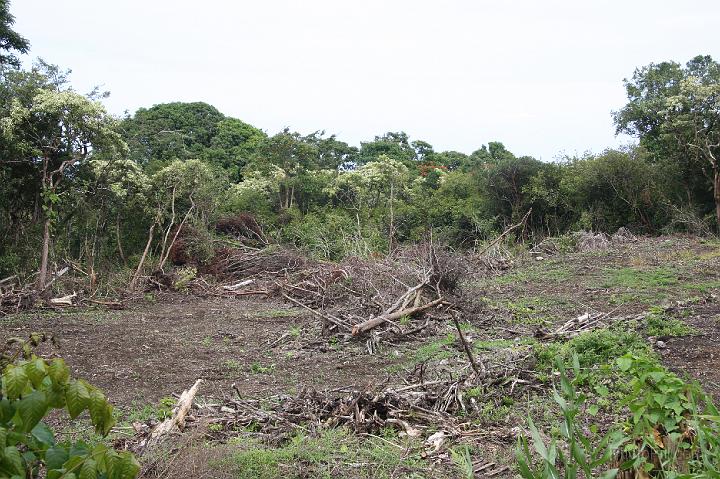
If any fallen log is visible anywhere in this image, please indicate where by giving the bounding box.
[146,379,203,448]
[352,297,445,336]
[281,292,352,332]
[223,279,255,291]
[49,292,77,306]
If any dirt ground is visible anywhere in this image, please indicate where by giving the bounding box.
[2,234,720,478]
[1,295,391,406]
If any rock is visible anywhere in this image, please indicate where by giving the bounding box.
[656,340,667,349]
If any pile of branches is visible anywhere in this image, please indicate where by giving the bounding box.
[0,275,35,314]
[201,245,309,281]
[129,363,532,455]
[272,242,466,338]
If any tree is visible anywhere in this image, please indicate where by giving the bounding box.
[0,0,28,67]
[205,117,266,181]
[1,84,126,289]
[615,55,720,227]
[121,102,225,168]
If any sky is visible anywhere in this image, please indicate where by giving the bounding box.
[11,0,720,161]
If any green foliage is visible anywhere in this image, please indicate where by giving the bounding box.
[222,427,424,479]
[617,354,720,476]
[645,307,697,337]
[517,354,625,479]
[0,339,139,479]
[601,267,679,289]
[535,328,655,371]
[0,0,29,67]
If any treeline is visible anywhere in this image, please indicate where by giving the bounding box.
[0,2,719,284]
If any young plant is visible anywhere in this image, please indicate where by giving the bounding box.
[517,354,625,479]
[0,337,139,478]
[616,354,720,477]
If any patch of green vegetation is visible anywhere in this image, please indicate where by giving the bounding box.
[218,427,426,479]
[250,362,275,374]
[201,336,213,347]
[504,298,555,326]
[289,325,302,338]
[412,333,456,364]
[600,266,678,289]
[534,328,656,372]
[124,397,176,424]
[224,359,242,371]
[608,291,668,305]
[683,280,720,293]
[645,307,697,337]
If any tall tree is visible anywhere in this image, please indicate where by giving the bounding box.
[1,78,126,289]
[0,0,28,67]
[615,55,720,227]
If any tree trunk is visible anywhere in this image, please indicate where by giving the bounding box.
[116,213,126,266]
[714,169,720,230]
[129,221,156,292]
[38,213,51,291]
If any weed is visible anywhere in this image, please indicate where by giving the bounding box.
[224,359,242,371]
[219,427,426,479]
[534,328,655,372]
[250,362,275,374]
[289,325,302,338]
[645,307,696,337]
[600,266,678,289]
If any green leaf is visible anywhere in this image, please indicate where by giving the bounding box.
[48,359,70,385]
[588,404,600,416]
[24,358,47,388]
[31,422,55,448]
[527,417,549,461]
[0,398,15,423]
[598,469,619,479]
[17,390,48,433]
[3,446,24,476]
[616,356,632,372]
[3,366,28,399]
[66,380,90,419]
[88,389,115,436]
[108,452,140,479]
[78,458,97,479]
[44,446,69,470]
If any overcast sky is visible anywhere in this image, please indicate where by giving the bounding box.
[12,1,720,161]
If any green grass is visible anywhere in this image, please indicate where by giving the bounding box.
[217,427,428,479]
[250,362,275,374]
[683,280,720,293]
[534,328,656,372]
[600,267,679,289]
[645,307,697,337]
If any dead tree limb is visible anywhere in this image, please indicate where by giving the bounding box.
[451,312,485,377]
[477,208,532,256]
[146,379,202,448]
[281,292,352,332]
[352,297,445,336]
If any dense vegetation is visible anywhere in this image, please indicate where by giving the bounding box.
[0,1,719,287]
